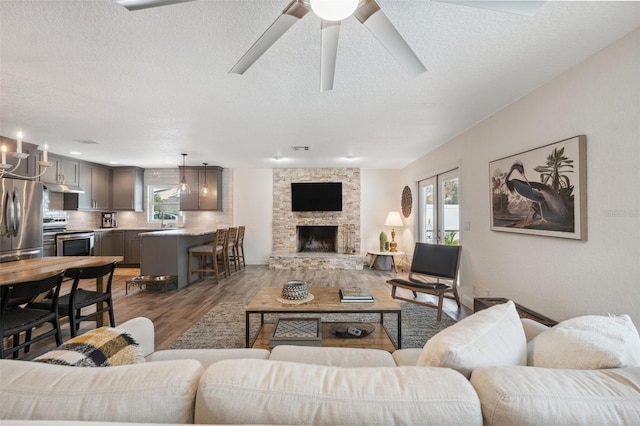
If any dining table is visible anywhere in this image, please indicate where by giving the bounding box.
[0,256,124,327]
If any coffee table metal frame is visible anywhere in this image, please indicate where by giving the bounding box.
[245,286,402,349]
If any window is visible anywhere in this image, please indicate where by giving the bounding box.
[149,185,180,223]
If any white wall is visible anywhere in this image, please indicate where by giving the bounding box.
[360,169,404,254]
[401,29,640,325]
[232,168,273,265]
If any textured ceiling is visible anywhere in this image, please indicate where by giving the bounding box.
[1,1,639,169]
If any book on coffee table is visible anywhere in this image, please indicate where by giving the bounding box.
[340,287,374,302]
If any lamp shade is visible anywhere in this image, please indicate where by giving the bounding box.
[385,211,404,227]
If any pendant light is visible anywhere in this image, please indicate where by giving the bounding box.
[200,162,209,197]
[179,153,191,194]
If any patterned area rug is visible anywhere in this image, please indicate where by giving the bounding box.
[170,300,456,349]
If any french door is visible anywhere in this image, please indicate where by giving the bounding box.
[418,169,460,245]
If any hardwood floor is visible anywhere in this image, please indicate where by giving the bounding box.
[8,265,472,359]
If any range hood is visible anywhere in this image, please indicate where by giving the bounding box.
[44,183,85,194]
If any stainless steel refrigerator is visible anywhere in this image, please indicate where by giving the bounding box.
[1,178,43,263]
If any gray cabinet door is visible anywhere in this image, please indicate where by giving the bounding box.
[77,163,93,209]
[92,166,110,209]
[40,154,79,186]
[125,230,141,265]
[112,167,144,211]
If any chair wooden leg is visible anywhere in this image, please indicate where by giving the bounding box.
[108,298,116,327]
[436,295,444,321]
[188,254,194,283]
[12,334,20,358]
[24,330,31,353]
[213,254,220,283]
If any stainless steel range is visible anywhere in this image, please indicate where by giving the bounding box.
[43,214,95,257]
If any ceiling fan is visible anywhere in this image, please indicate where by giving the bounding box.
[116,0,545,91]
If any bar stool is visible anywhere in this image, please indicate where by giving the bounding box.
[225,227,238,273]
[235,226,246,269]
[188,228,227,284]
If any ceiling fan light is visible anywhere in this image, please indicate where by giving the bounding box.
[310,0,359,21]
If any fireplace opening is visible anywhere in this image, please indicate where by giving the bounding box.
[297,226,338,253]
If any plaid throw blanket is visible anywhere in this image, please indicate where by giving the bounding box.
[34,327,144,367]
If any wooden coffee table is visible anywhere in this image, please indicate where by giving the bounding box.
[245,286,402,351]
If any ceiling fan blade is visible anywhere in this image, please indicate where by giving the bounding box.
[320,20,341,92]
[229,0,311,75]
[438,1,545,17]
[116,0,195,12]
[354,0,427,77]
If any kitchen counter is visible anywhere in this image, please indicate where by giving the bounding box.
[138,228,216,237]
[139,230,218,288]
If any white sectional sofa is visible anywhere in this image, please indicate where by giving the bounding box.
[1,301,639,425]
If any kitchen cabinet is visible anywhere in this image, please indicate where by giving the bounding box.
[64,163,111,210]
[96,230,124,257]
[125,230,141,265]
[94,230,140,266]
[112,167,144,211]
[39,153,79,186]
[179,166,223,211]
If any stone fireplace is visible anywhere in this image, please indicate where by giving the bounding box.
[297,226,338,253]
[269,168,363,269]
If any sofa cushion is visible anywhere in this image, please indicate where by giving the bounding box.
[0,359,203,423]
[147,348,270,368]
[527,314,640,369]
[195,359,483,425]
[33,327,144,367]
[269,345,396,367]
[470,366,640,426]
[417,300,526,378]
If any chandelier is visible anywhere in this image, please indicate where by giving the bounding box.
[0,130,52,179]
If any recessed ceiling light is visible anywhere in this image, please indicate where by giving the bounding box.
[69,151,82,155]
[291,146,309,151]
[109,161,119,165]
[345,155,356,161]
[273,155,283,161]
[74,139,100,145]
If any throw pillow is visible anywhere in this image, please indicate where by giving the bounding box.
[34,326,145,367]
[417,300,526,378]
[527,314,640,369]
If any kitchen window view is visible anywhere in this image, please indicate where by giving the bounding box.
[149,185,180,223]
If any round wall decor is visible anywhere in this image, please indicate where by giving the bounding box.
[401,185,412,218]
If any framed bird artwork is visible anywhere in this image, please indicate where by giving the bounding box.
[489,135,587,240]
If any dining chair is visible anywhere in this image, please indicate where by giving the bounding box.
[188,228,227,284]
[386,242,462,321]
[1,269,65,359]
[29,261,118,337]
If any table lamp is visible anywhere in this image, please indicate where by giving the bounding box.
[385,211,404,252]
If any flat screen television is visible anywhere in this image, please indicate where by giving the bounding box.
[291,182,342,212]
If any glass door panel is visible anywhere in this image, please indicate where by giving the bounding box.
[419,169,460,245]
[419,177,436,243]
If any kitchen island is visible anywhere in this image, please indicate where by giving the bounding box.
[139,229,217,289]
